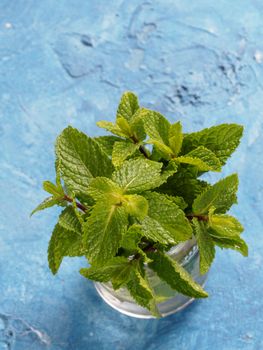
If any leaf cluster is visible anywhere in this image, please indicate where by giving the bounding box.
[32,92,246,317]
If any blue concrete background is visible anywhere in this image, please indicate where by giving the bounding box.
[0,1,262,349]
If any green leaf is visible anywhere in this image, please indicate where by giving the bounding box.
[112,158,164,194]
[148,251,208,298]
[116,91,140,122]
[120,224,142,251]
[94,135,122,156]
[141,216,176,245]
[159,161,178,183]
[87,177,122,202]
[123,194,149,220]
[160,194,188,210]
[48,208,84,274]
[80,256,132,290]
[192,174,238,215]
[83,200,128,265]
[127,262,160,317]
[56,126,114,196]
[193,218,215,275]
[31,196,65,216]
[43,181,64,197]
[177,146,221,172]
[116,116,133,136]
[148,139,173,159]
[209,213,244,237]
[151,144,164,161]
[169,121,183,156]
[182,124,244,165]
[112,140,139,167]
[130,109,146,141]
[141,192,192,243]
[142,109,173,158]
[207,210,247,256]
[209,228,248,256]
[55,157,62,186]
[31,178,67,216]
[96,120,130,138]
[142,109,170,144]
[58,206,82,233]
[158,167,210,207]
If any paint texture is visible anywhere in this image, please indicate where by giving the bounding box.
[0,1,262,349]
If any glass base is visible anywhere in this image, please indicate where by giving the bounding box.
[95,278,207,319]
[94,240,208,319]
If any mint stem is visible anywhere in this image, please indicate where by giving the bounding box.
[186,214,208,222]
[133,242,157,260]
[64,195,87,212]
[139,145,150,158]
[130,135,149,159]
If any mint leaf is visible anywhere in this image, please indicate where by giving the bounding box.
[129,109,146,141]
[160,194,188,210]
[48,208,84,274]
[31,196,66,216]
[117,91,140,122]
[158,167,210,206]
[115,116,133,136]
[207,211,247,256]
[150,145,165,162]
[31,179,66,216]
[112,158,164,194]
[142,109,170,144]
[192,174,238,215]
[123,194,148,220]
[56,126,113,196]
[88,180,149,220]
[209,213,244,237]
[43,181,64,197]
[80,256,132,290]
[58,206,82,233]
[143,112,184,159]
[141,216,177,244]
[182,124,243,165]
[141,192,192,243]
[55,157,62,186]
[209,228,248,256]
[193,218,215,275]
[160,160,178,180]
[148,251,208,298]
[112,140,139,167]
[169,121,183,156]
[148,139,173,159]
[87,177,122,202]
[142,109,173,158]
[96,120,130,138]
[120,226,151,263]
[94,135,122,156]
[177,146,221,172]
[98,93,144,143]
[127,262,160,317]
[121,224,142,251]
[83,200,128,265]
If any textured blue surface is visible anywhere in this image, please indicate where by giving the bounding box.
[0,1,263,349]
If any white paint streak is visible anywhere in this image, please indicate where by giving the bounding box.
[4,22,12,29]
[254,50,263,63]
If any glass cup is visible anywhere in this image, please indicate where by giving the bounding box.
[94,238,207,319]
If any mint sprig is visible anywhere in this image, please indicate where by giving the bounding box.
[32,91,247,317]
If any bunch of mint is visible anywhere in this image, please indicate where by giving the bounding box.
[32,92,247,317]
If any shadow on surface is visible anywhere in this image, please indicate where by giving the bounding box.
[66,277,203,350]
